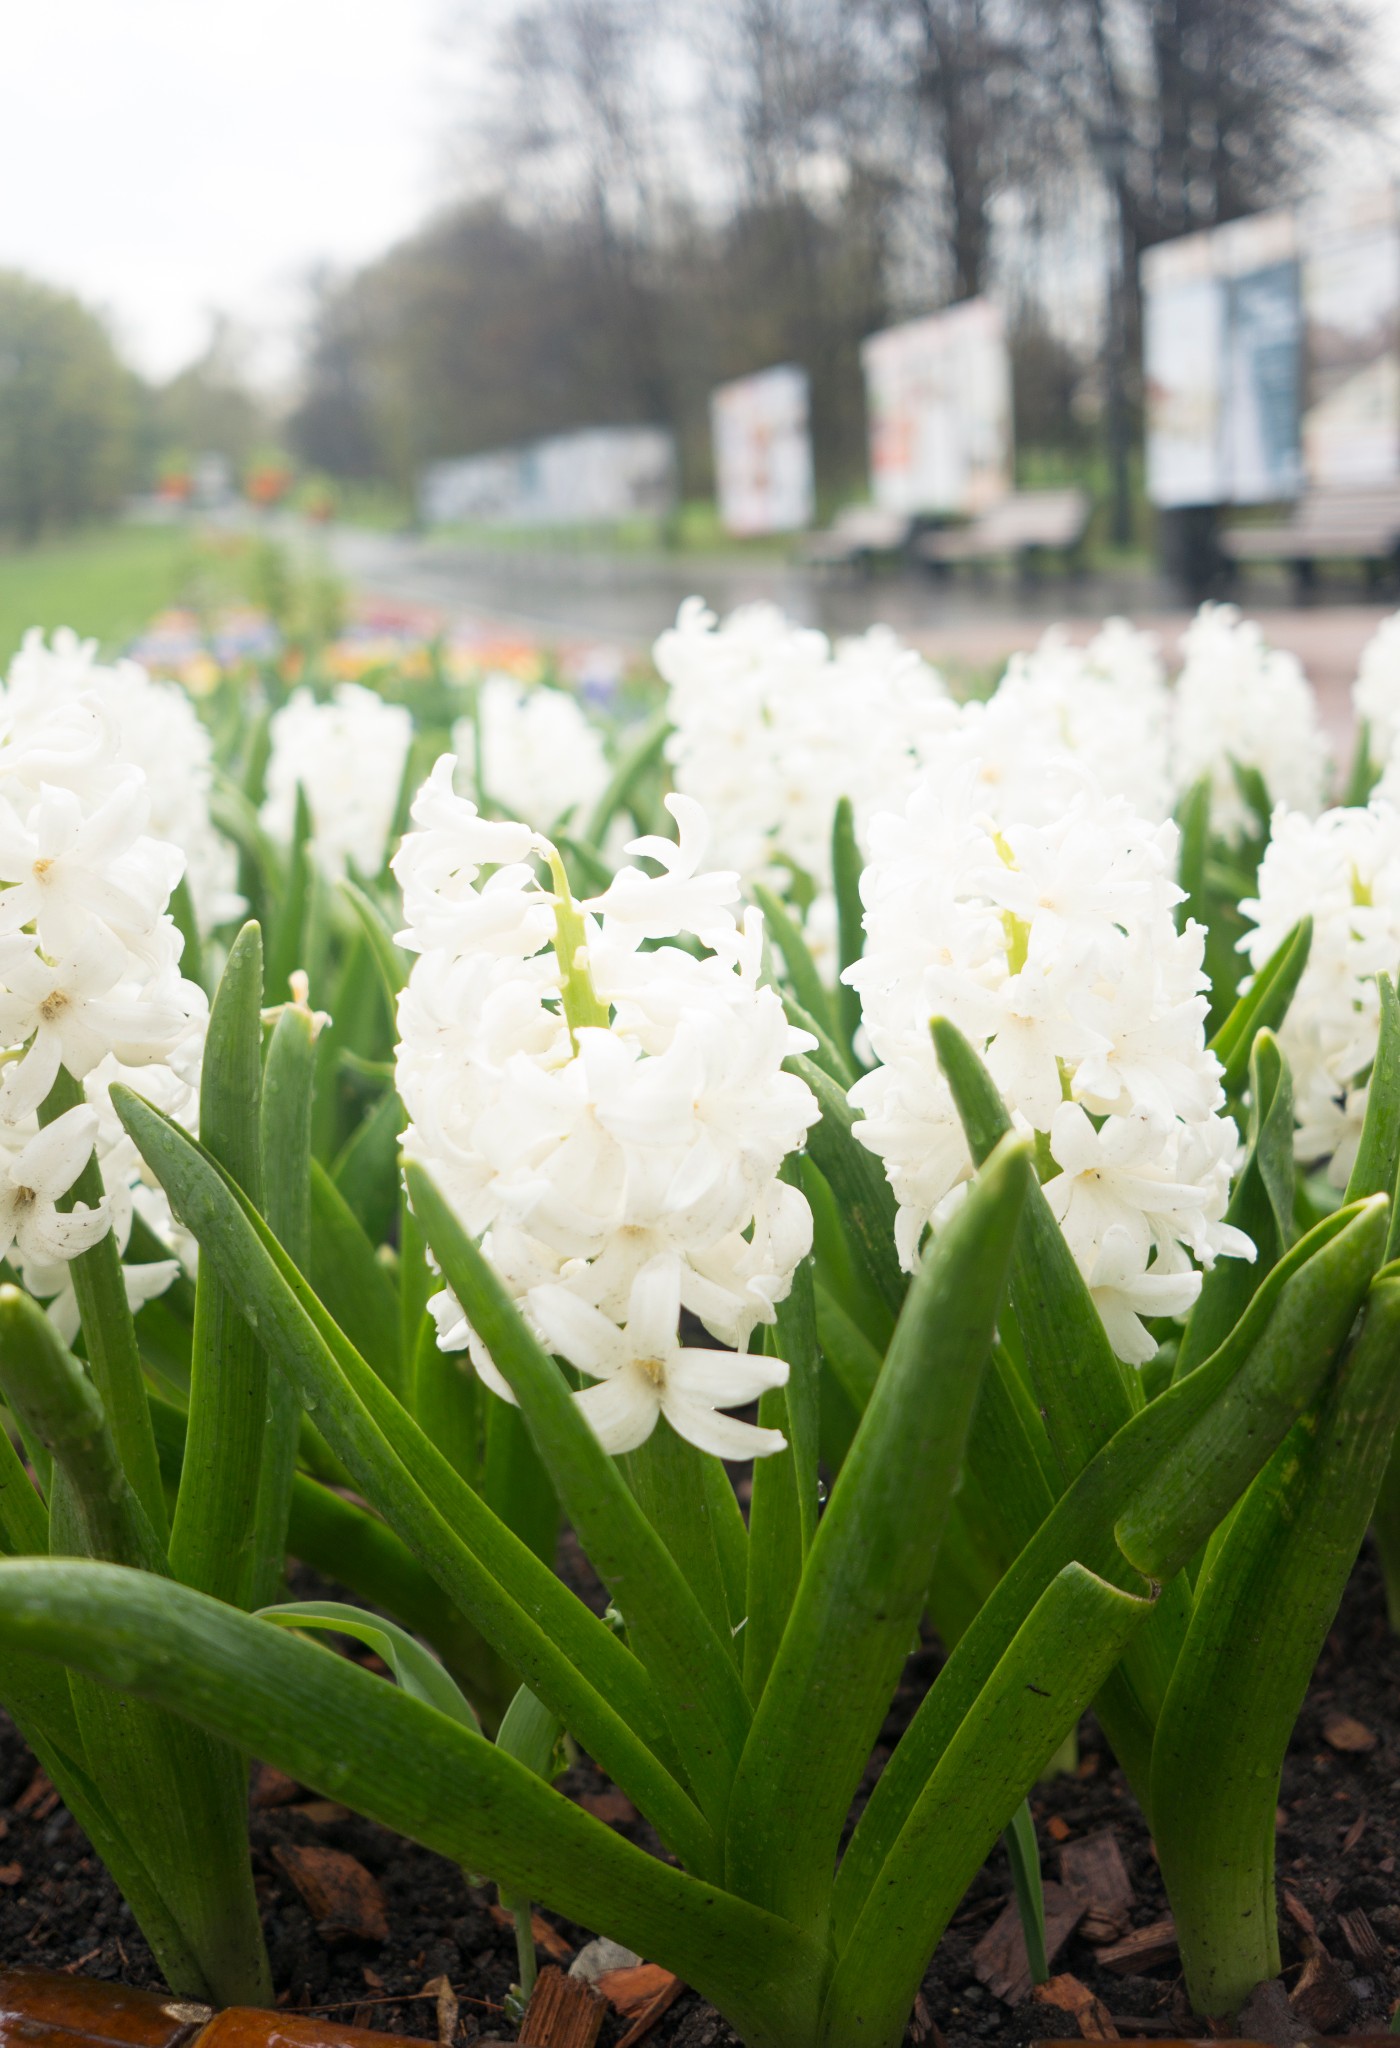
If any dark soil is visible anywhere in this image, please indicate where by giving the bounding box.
[2,1546,1398,2045]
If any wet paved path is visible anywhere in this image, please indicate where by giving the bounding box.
[326,526,1390,755]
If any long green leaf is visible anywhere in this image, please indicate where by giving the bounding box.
[820,1566,1151,2048]
[1208,916,1312,1097]
[745,1236,819,1700]
[1346,972,1400,1207]
[170,922,266,1604]
[407,1161,751,1828]
[0,1289,270,2005]
[149,1391,516,1726]
[724,1133,1031,1932]
[259,1599,481,1731]
[39,1068,167,1542]
[755,885,839,1045]
[339,877,408,1011]
[584,707,670,849]
[0,1561,826,2048]
[249,1000,317,1607]
[1153,1267,1400,2016]
[1174,1030,1294,1379]
[933,1018,1140,1479]
[787,1053,904,1320]
[113,1086,713,1873]
[309,1160,401,1393]
[831,795,864,1063]
[832,1192,1387,1944]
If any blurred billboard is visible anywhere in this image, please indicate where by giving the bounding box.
[710,364,815,535]
[421,425,676,528]
[861,298,1012,517]
[1143,209,1302,508]
[1300,186,1400,486]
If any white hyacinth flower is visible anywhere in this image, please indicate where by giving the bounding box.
[0,1107,110,1271]
[4,629,242,933]
[0,628,213,1327]
[452,676,611,832]
[1242,798,1400,1184]
[1171,603,1328,842]
[658,599,956,970]
[1353,611,1400,762]
[395,767,819,1459]
[263,682,414,879]
[847,756,1252,1366]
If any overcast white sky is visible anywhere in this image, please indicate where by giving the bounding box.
[0,0,455,383]
[3,0,1400,391]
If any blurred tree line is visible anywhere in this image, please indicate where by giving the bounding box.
[290,0,1374,513]
[0,280,271,544]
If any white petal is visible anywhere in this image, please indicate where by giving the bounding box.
[660,1392,788,1461]
[666,1346,789,1406]
[573,1372,660,1453]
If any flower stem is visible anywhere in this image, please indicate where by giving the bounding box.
[545,846,609,1045]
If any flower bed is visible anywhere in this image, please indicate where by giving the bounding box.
[0,599,1395,2046]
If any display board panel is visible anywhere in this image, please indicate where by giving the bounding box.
[421,426,676,528]
[1301,186,1400,486]
[1144,212,1302,508]
[861,299,1012,517]
[710,364,815,535]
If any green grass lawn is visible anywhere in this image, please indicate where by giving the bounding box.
[0,523,194,666]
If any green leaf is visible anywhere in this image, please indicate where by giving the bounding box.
[330,1084,403,1246]
[1346,972,1400,1209]
[1345,720,1379,808]
[831,796,865,1063]
[407,1161,751,1829]
[310,1161,402,1394]
[113,1086,713,1874]
[1174,777,1210,936]
[248,1000,318,1608]
[151,1390,516,1726]
[39,1068,167,1543]
[780,993,856,1088]
[169,873,205,992]
[1114,1193,1388,1581]
[584,707,670,849]
[170,922,266,1605]
[0,1289,165,1578]
[266,782,314,1002]
[756,885,839,1045]
[0,1291,270,2005]
[933,1017,1140,1481]
[820,1566,1151,2047]
[1153,1266,1400,2017]
[495,1682,564,1782]
[723,1133,1032,1932]
[745,1236,820,1702]
[339,878,408,1012]
[787,1052,905,1321]
[1207,917,1312,1097]
[833,1193,1385,1942]
[0,1561,826,2048]
[1003,1802,1048,1984]
[1174,1030,1295,1380]
[259,1599,481,1732]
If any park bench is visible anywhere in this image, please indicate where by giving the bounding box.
[1220,485,1400,590]
[797,504,913,570]
[914,488,1092,575]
